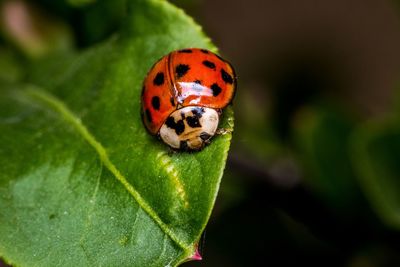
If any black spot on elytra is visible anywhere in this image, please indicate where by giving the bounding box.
[202,60,216,70]
[187,116,201,128]
[200,49,209,54]
[153,72,164,86]
[151,96,160,110]
[165,116,185,135]
[211,83,222,96]
[176,64,190,78]
[170,97,175,106]
[180,140,189,150]
[221,69,234,84]
[200,132,211,141]
[194,80,202,84]
[145,109,152,122]
[178,49,192,53]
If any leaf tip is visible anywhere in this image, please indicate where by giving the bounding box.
[189,248,202,261]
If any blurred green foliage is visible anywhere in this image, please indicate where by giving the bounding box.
[352,119,400,230]
[293,106,366,219]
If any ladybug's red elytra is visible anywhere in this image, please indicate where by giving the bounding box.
[141,48,237,151]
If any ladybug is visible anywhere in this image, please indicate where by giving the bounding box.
[141,48,237,151]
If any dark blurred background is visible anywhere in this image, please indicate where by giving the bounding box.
[175,0,400,266]
[2,0,400,266]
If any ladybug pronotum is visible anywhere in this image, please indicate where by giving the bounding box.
[141,48,237,151]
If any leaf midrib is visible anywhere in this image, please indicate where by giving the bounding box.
[24,86,190,253]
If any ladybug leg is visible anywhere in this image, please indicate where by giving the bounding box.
[167,147,179,156]
[215,127,233,136]
[214,109,233,136]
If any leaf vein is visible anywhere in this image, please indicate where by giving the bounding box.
[25,87,190,252]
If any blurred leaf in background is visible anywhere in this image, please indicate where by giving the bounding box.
[352,119,400,230]
[0,0,73,58]
[293,105,367,220]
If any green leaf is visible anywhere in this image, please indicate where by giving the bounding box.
[351,119,400,230]
[0,0,234,266]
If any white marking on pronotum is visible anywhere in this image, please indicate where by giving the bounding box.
[156,152,189,208]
